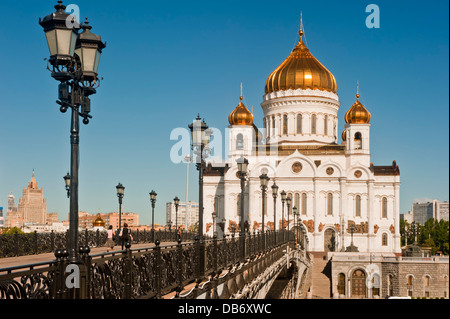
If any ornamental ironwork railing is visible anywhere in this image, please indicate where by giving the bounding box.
[0,230,294,299]
[0,229,196,258]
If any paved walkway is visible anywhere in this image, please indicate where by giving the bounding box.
[0,242,179,269]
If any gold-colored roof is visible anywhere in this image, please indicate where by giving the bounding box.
[228,96,254,126]
[344,93,371,124]
[93,213,105,227]
[265,30,337,94]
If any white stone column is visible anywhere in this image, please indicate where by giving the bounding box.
[313,177,320,251]
[393,181,401,252]
[367,180,374,252]
[339,178,347,252]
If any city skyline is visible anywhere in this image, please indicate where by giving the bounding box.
[0,0,448,226]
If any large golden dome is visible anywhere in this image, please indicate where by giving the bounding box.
[265,30,337,95]
[344,93,371,124]
[228,96,254,126]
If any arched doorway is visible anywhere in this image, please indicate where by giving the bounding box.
[324,228,336,252]
[351,269,366,298]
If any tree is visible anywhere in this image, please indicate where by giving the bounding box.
[4,227,24,234]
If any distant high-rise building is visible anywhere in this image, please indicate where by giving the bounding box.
[5,170,48,228]
[18,170,47,225]
[166,201,199,230]
[435,201,449,222]
[411,199,449,224]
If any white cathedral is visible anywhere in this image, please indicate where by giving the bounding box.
[201,26,401,255]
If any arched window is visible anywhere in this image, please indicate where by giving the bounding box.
[388,275,394,296]
[355,195,361,217]
[301,193,307,215]
[327,193,333,215]
[382,233,388,246]
[407,275,414,297]
[297,114,302,134]
[424,276,430,298]
[382,197,388,218]
[354,132,362,149]
[295,193,300,210]
[272,116,276,137]
[283,114,288,135]
[311,114,317,134]
[324,114,328,135]
[338,273,346,296]
[236,133,244,150]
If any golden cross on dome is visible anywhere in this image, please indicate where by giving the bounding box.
[356,81,360,99]
[299,11,304,38]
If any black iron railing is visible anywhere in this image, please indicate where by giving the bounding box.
[0,230,293,299]
[0,229,196,258]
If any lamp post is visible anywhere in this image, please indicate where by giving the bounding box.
[280,191,286,241]
[237,156,248,258]
[150,190,157,241]
[63,172,71,198]
[271,182,279,242]
[259,173,270,249]
[116,183,125,249]
[174,196,180,239]
[286,194,292,242]
[188,114,211,279]
[293,206,298,244]
[40,1,105,264]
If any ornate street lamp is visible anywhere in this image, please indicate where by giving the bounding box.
[188,114,211,279]
[116,183,125,249]
[63,172,71,198]
[293,206,298,243]
[271,182,279,239]
[39,1,105,264]
[286,194,292,242]
[281,190,286,241]
[237,156,248,258]
[174,196,180,239]
[150,190,157,241]
[259,172,270,249]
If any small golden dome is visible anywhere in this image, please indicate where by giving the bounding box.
[341,129,347,142]
[344,93,371,124]
[228,96,254,126]
[93,213,105,227]
[265,30,337,94]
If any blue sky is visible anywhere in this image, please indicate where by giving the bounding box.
[0,0,448,225]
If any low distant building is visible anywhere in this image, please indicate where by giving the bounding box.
[400,211,414,224]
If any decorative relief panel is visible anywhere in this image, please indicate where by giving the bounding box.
[354,170,362,178]
[347,220,368,233]
[374,224,380,234]
[326,167,334,175]
[389,224,395,234]
[303,219,314,233]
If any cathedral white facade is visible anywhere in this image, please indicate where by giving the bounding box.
[201,27,401,255]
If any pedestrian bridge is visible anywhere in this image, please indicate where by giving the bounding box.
[0,231,312,299]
